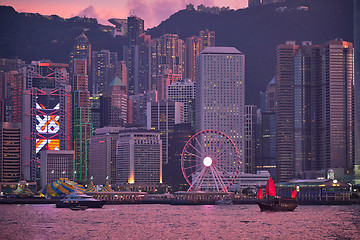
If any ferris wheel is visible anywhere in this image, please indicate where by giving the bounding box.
[180,129,242,192]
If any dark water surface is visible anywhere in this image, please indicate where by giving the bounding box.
[0,204,359,240]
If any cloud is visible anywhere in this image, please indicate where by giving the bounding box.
[126,0,217,29]
[76,5,99,19]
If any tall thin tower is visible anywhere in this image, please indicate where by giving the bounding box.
[354,0,360,184]
[72,59,92,183]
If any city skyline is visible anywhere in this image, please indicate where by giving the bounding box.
[1,0,248,28]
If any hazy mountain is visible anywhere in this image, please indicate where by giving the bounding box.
[0,0,353,104]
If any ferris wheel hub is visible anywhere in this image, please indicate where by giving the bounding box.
[203,156,213,167]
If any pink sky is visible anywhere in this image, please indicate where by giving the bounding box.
[0,0,248,29]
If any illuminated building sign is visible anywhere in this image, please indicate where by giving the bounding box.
[35,96,60,153]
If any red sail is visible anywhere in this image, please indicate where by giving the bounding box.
[256,189,263,199]
[265,177,276,196]
[291,189,297,199]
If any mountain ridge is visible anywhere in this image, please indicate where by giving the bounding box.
[0,0,353,105]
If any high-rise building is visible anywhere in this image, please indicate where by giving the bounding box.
[266,77,276,112]
[198,29,215,51]
[89,126,124,185]
[354,0,360,185]
[124,16,151,96]
[166,123,194,190]
[0,122,21,182]
[185,36,201,81]
[156,70,182,101]
[92,50,111,94]
[128,90,157,127]
[167,79,195,123]
[116,129,162,184]
[103,76,127,127]
[22,61,72,181]
[147,100,184,165]
[151,34,185,87]
[89,94,104,132]
[255,112,277,178]
[275,40,354,182]
[275,41,299,182]
[0,71,6,122]
[0,58,25,72]
[245,105,258,173]
[319,40,354,175]
[195,47,245,171]
[72,59,92,183]
[39,150,74,188]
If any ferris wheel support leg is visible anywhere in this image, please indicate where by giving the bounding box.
[210,166,220,192]
[196,167,210,191]
[212,166,228,192]
[188,167,206,191]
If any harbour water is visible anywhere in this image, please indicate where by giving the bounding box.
[0,204,359,239]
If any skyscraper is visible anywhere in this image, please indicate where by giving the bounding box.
[151,34,185,87]
[156,70,182,101]
[22,61,72,181]
[245,105,258,173]
[275,41,299,182]
[89,126,124,185]
[167,79,195,123]
[103,76,128,127]
[195,47,245,171]
[116,129,162,184]
[70,33,91,92]
[353,0,360,185]
[92,49,111,94]
[147,100,184,165]
[275,40,354,182]
[72,59,92,183]
[0,122,21,182]
[124,16,151,96]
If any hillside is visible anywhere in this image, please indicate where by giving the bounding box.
[0,0,353,105]
[0,6,127,64]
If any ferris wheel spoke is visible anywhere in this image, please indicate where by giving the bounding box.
[189,167,206,190]
[184,150,203,160]
[212,165,228,190]
[194,136,209,157]
[183,162,204,170]
[188,142,205,159]
[196,167,209,190]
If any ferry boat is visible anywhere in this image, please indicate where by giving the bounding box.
[56,191,105,208]
[257,177,298,211]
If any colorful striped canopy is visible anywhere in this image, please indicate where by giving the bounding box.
[40,178,86,197]
[10,186,35,196]
[101,181,114,192]
[86,181,97,192]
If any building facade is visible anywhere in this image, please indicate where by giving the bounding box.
[0,122,21,182]
[72,59,92,183]
[89,126,124,185]
[116,129,162,184]
[147,100,184,165]
[39,150,74,188]
[195,47,245,172]
[22,61,71,182]
[167,79,195,123]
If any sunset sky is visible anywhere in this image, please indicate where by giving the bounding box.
[0,0,248,29]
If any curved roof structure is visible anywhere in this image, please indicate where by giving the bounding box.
[101,181,114,192]
[9,186,35,197]
[86,181,97,192]
[40,178,86,197]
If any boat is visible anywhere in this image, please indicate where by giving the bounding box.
[56,190,105,208]
[215,198,232,205]
[257,177,298,212]
[70,206,88,211]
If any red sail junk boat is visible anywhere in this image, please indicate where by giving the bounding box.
[257,177,298,211]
